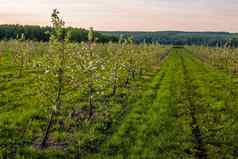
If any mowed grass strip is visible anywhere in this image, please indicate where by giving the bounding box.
[180,50,238,158]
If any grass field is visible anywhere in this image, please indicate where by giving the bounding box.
[85,47,238,159]
[1,44,238,158]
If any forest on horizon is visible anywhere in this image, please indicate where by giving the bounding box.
[1,24,238,46]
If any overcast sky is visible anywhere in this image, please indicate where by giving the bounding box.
[0,0,237,32]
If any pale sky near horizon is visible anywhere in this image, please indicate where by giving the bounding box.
[0,0,238,32]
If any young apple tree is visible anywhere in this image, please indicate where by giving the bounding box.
[40,9,71,148]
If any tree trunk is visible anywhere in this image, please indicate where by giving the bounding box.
[112,83,117,96]
[18,54,24,78]
[139,68,143,76]
[112,68,118,96]
[40,110,54,149]
[40,68,63,149]
[132,69,135,80]
[125,70,130,86]
[88,79,94,119]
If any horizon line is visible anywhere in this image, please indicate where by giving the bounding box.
[0,23,237,34]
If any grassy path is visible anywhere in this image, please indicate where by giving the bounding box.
[87,48,238,159]
[179,50,238,158]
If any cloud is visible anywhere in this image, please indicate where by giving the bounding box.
[0,0,238,32]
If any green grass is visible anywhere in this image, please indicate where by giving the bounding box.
[1,46,238,158]
[86,48,238,158]
[0,46,164,158]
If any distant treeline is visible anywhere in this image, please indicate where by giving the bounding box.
[0,24,118,42]
[101,31,238,47]
[2,25,238,46]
